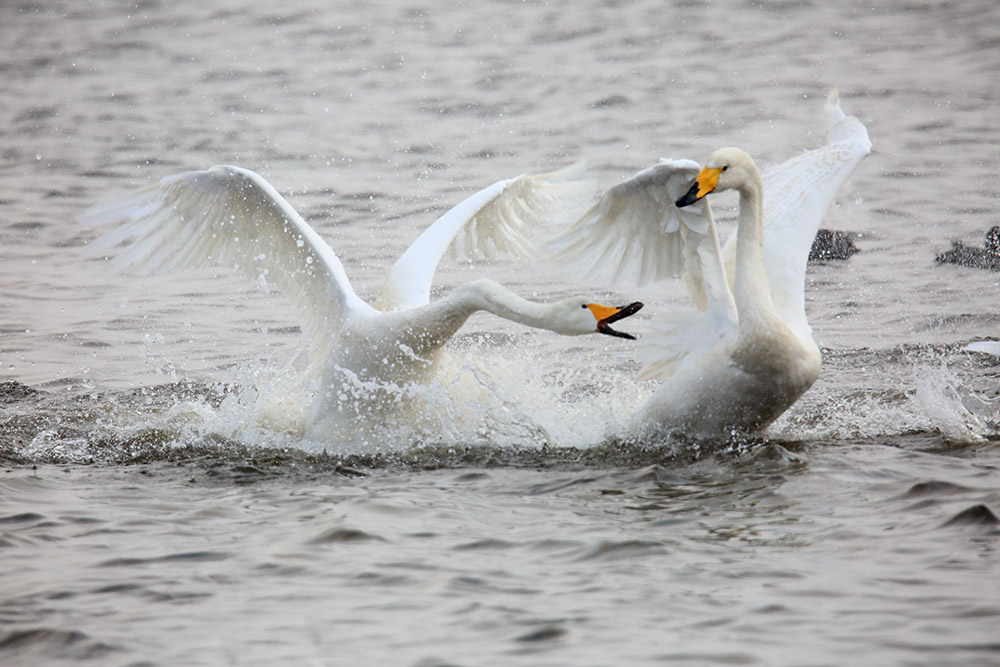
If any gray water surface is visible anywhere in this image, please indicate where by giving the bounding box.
[2,1,1000,665]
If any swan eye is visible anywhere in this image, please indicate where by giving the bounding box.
[581,304,587,309]
[721,165,728,172]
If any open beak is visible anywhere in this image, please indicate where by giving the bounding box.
[676,166,723,208]
[587,301,644,339]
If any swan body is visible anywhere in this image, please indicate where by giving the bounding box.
[646,147,823,436]
[81,165,642,435]
[552,91,871,438]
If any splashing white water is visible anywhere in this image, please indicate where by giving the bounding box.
[173,337,650,455]
[767,346,1000,443]
[911,358,997,443]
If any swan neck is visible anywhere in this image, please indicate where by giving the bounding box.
[416,279,552,349]
[461,279,551,328]
[734,173,777,325]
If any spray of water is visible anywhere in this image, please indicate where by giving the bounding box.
[106,337,653,458]
[770,345,1000,444]
[9,334,996,466]
[910,355,997,443]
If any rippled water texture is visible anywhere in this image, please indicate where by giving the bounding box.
[2,0,1000,665]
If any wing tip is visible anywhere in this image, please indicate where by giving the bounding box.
[824,87,872,152]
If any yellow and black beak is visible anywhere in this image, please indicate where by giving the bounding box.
[676,166,723,208]
[587,301,644,339]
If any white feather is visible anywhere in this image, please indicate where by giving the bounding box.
[375,163,594,311]
[79,163,633,439]
[720,89,873,341]
[548,158,726,305]
[550,91,871,416]
[80,165,369,370]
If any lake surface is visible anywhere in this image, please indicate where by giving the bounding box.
[2,0,999,665]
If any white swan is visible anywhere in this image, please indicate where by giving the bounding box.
[551,91,872,438]
[80,165,643,435]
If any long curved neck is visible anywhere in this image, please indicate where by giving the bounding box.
[409,278,560,349]
[734,170,779,331]
[451,278,554,329]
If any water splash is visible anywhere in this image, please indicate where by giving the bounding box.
[911,356,997,443]
[2,337,647,461]
[770,345,1000,444]
[7,334,998,468]
[293,342,649,454]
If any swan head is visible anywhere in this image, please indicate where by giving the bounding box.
[560,299,644,339]
[674,147,757,207]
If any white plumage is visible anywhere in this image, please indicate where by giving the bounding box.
[81,165,643,437]
[552,91,872,438]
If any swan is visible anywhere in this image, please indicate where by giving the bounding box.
[80,165,643,436]
[551,91,871,438]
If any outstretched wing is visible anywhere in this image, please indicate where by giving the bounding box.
[721,90,872,341]
[79,165,372,367]
[374,164,594,311]
[549,158,734,313]
[548,158,738,380]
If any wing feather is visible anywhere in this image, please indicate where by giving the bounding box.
[374,164,594,311]
[548,158,739,380]
[549,158,733,312]
[79,165,371,369]
[720,90,872,340]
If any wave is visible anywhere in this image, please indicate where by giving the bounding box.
[0,627,119,663]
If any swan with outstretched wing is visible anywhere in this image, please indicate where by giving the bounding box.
[81,165,643,435]
[551,91,872,437]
